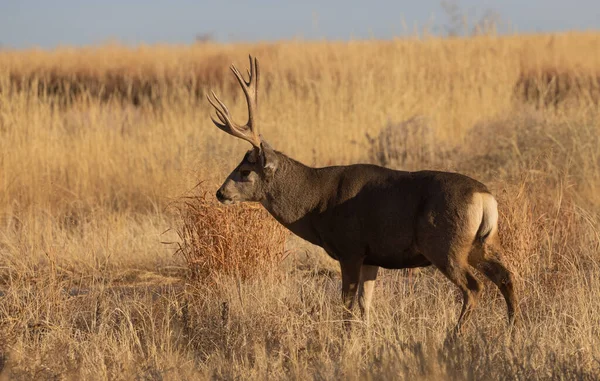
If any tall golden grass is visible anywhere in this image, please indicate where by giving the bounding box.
[0,32,599,379]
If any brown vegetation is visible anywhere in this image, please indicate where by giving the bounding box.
[172,192,287,280]
[0,32,599,379]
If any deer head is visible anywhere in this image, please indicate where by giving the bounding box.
[207,56,279,204]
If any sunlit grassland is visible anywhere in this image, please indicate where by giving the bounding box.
[0,32,599,379]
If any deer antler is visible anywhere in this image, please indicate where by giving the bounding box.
[207,55,261,148]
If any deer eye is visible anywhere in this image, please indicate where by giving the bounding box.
[240,170,251,178]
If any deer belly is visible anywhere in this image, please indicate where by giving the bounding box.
[364,246,432,269]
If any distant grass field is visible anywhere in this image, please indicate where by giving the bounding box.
[0,32,599,379]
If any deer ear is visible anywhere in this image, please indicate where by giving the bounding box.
[259,141,278,177]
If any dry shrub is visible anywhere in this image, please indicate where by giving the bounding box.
[365,115,440,170]
[173,188,287,280]
[459,107,600,206]
[515,68,600,109]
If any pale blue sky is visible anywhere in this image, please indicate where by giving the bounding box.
[1,0,599,48]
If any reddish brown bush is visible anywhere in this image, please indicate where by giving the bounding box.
[173,190,287,280]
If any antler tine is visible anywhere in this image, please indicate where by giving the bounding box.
[207,91,230,119]
[206,91,252,144]
[229,56,260,139]
[206,92,233,130]
[207,55,261,148]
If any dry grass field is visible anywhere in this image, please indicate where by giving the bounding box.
[0,32,599,380]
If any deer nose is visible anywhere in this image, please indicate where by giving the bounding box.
[216,189,225,201]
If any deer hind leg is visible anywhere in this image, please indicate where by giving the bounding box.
[445,263,482,334]
[469,243,517,326]
[358,265,379,325]
[340,259,363,330]
[426,245,482,334]
[419,232,482,334]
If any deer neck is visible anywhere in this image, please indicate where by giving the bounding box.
[260,152,324,228]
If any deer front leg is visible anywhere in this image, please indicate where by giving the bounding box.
[340,259,363,331]
[358,265,379,325]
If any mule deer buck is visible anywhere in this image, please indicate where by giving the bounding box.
[207,56,517,332]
